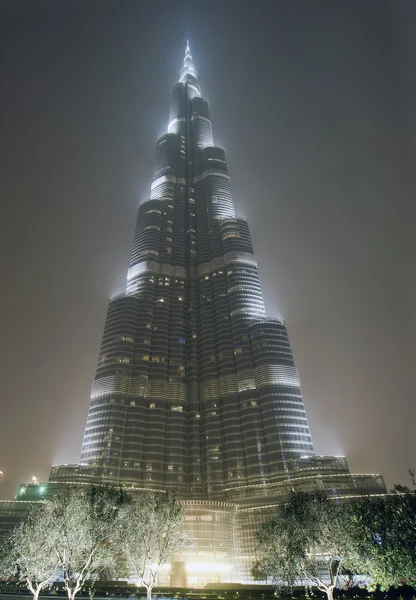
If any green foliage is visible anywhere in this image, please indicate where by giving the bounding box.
[350,485,416,588]
[0,486,131,600]
[115,491,188,600]
[48,485,131,600]
[255,491,367,600]
[0,503,59,599]
[251,559,269,583]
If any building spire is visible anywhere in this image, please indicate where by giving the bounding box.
[179,39,198,83]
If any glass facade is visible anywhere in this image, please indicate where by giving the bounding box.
[44,43,387,586]
[79,42,314,501]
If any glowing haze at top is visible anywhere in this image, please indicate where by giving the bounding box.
[179,40,199,86]
[47,41,387,585]
[77,38,316,502]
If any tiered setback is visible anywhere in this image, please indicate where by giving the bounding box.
[80,45,314,501]
[1,43,388,587]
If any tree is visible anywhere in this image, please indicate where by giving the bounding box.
[48,486,131,600]
[255,490,368,600]
[251,559,269,584]
[0,486,131,600]
[0,505,60,600]
[116,491,188,600]
[350,485,416,588]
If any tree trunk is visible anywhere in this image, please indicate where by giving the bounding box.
[33,589,41,600]
[325,585,335,600]
[146,587,152,600]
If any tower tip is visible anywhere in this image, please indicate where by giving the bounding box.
[179,38,198,85]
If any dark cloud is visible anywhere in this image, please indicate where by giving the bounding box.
[0,0,414,499]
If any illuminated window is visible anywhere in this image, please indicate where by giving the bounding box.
[171,405,183,412]
[146,463,152,471]
[149,403,156,409]
[167,465,173,471]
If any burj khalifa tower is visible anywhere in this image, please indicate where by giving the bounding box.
[48,43,385,586]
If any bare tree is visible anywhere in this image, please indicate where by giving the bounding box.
[116,491,188,600]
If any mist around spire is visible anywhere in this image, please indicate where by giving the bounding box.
[179,39,198,83]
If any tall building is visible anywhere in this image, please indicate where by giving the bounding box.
[78,41,313,498]
[48,43,386,586]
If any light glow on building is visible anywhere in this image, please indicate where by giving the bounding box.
[46,41,387,586]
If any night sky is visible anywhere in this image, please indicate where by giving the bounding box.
[1,0,415,500]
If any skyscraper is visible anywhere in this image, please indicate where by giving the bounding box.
[78,41,313,498]
[49,43,386,586]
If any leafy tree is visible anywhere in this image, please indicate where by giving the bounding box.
[48,486,131,600]
[251,559,269,584]
[350,484,416,588]
[0,505,59,600]
[255,490,368,600]
[0,486,131,600]
[116,491,188,600]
